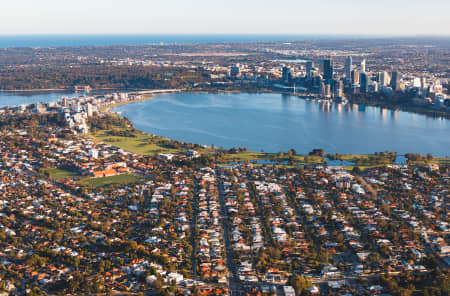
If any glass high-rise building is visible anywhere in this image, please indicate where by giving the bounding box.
[323,59,333,81]
[282,66,292,84]
[391,71,400,91]
[345,56,352,78]
[306,61,313,78]
[360,72,369,93]
[360,59,366,73]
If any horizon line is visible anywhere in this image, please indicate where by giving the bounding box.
[0,33,449,38]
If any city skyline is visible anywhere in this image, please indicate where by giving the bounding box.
[1,0,450,36]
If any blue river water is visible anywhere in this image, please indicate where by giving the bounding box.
[0,90,101,108]
[0,91,74,107]
[0,91,448,156]
[112,93,450,156]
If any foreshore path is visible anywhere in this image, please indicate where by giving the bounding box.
[133,89,183,95]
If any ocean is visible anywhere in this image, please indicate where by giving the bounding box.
[0,34,353,48]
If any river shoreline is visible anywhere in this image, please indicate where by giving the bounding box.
[1,89,448,157]
[101,95,155,113]
[187,88,450,119]
[1,87,448,119]
[108,92,450,157]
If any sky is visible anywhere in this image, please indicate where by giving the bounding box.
[1,0,449,36]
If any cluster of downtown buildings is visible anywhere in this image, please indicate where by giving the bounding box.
[276,57,447,107]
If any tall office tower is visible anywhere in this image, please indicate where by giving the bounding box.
[380,71,390,86]
[351,69,360,85]
[360,72,369,93]
[421,77,427,88]
[326,84,331,98]
[360,59,366,73]
[282,66,292,84]
[323,59,333,81]
[334,79,344,97]
[320,82,327,97]
[373,81,379,93]
[320,81,331,98]
[86,103,94,117]
[345,56,352,78]
[306,61,313,78]
[391,71,400,91]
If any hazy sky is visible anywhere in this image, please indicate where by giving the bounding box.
[1,0,449,35]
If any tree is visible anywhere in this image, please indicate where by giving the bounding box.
[290,275,311,295]
[352,166,361,174]
[309,149,325,157]
[152,279,163,289]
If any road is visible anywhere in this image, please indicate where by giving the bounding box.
[217,170,242,295]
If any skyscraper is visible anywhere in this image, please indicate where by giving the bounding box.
[360,72,369,93]
[351,69,360,85]
[345,56,352,78]
[360,59,366,73]
[320,82,331,98]
[86,103,94,117]
[320,82,326,97]
[373,81,379,93]
[380,71,390,86]
[421,77,427,89]
[323,59,333,82]
[282,66,292,84]
[391,71,400,91]
[306,61,313,78]
[333,79,344,97]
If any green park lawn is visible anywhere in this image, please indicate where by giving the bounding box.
[44,168,80,180]
[407,157,450,165]
[339,154,393,165]
[80,174,142,188]
[343,165,384,172]
[221,151,324,165]
[90,127,183,156]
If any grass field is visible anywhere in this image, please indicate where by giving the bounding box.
[44,168,80,180]
[339,154,394,165]
[407,157,450,165]
[221,151,325,165]
[343,165,385,172]
[222,151,275,162]
[80,174,142,188]
[90,126,183,156]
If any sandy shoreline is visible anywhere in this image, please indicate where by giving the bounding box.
[101,95,154,113]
